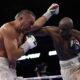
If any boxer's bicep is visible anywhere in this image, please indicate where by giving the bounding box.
[33,16,47,29]
[4,35,18,58]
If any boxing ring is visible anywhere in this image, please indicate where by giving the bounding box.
[23,75,62,80]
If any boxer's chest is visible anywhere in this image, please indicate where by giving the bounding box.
[59,36,79,50]
[54,35,79,49]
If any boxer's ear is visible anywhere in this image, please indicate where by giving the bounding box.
[19,16,23,21]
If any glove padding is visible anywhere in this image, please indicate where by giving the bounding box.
[48,3,59,15]
[70,39,80,54]
[43,3,59,20]
[20,35,37,54]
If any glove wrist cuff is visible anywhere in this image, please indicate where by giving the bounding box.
[20,42,30,54]
[43,11,53,21]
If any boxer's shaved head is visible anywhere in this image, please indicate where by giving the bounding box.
[59,17,73,29]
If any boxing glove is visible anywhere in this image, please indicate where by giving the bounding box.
[70,39,80,54]
[20,35,37,54]
[43,3,59,20]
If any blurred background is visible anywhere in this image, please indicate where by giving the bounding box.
[0,0,80,79]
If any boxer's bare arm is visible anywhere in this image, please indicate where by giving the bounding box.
[27,16,47,32]
[34,16,47,27]
[32,26,58,36]
[28,3,59,32]
[2,24,24,65]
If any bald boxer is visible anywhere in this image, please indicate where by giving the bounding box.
[33,17,80,80]
[0,3,59,80]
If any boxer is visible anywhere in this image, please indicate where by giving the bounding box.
[0,3,59,80]
[33,17,80,80]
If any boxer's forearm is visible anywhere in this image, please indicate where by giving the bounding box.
[8,48,25,64]
[34,3,59,28]
[34,16,47,27]
[8,35,37,63]
[31,16,47,32]
[31,27,49,36]
[31,30,48,37]
[27,3,59,33]
[13,48,25,59]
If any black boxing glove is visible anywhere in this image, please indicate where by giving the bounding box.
[70,39,80,54]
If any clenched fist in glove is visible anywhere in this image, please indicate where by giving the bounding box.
[43,3,59,20]
[20,35,37,54]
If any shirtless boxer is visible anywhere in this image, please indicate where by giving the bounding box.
[33,17,80,80]
[0,3,59,80]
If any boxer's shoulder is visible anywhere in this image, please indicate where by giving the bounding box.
[72,29,80,37]
[0,23,17,39]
